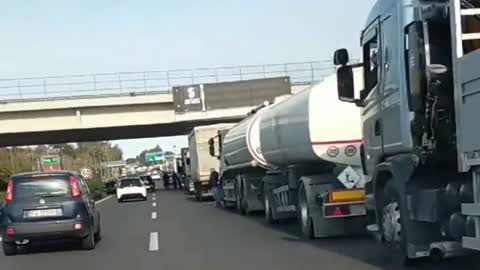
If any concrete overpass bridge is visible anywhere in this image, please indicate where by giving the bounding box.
[0,61,333,147]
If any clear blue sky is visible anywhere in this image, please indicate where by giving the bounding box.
[0,0,376,158]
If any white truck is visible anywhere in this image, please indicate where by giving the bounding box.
[188,123,235,201]
[333,0,480,264]
[209,70,368,238]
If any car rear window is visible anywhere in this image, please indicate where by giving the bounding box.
[13,177,71,200]
[140,176,153,182]
[119,178,142,188]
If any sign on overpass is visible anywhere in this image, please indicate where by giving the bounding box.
[145,152,164,163]
[172,77,292,114]
[100,160,127,168]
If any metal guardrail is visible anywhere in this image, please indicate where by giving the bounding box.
[0,60,338,103]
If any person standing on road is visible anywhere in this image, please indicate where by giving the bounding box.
[172,172,179,190]
[163,172,170,190]
[209,168,221,207]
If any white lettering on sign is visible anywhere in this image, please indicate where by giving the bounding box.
[184,98,201,105]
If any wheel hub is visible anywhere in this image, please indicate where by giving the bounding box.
[382,201,401,242]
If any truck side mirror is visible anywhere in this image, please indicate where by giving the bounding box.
[334,48,350,66]
[337,66,355,102]
[208,138,215,157]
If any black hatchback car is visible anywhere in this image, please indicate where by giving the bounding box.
[0,171,101,256]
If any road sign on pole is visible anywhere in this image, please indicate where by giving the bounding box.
[41,155,59,165]
[80,167,95,180]
[41,155,61,171]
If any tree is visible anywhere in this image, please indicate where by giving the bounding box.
[0,141,124,175]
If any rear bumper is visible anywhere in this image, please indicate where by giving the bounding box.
[2,218,90,243]
[118,193,146,200]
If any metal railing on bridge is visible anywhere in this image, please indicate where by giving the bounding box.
[0,60,337,103]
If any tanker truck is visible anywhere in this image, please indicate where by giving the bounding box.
[332,0,480,263]
[209,70,368,238]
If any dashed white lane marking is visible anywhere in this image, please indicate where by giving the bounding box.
[149,232,159,251]
[0,236,2,242]
[152,202,157,207]
[95,195,114,205]
[152,212,157,219]
[152,197,156,201]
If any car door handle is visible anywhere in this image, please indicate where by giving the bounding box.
[374,120,381,136]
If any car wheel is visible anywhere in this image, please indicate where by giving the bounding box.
[2,241,17,256]
[94,217,102,242]
[17,244,29,255]
[81,226,96,250]
[117,198,122,203]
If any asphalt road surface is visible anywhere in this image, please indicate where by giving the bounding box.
[1,187,479,270]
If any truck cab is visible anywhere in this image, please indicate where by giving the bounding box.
[334,0,480,263]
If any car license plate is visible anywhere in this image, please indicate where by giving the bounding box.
[24,208,63,218]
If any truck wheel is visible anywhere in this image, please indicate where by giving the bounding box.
[298,184,314,239]
[263,184,276,224]
[2,241,17,256]
[380,181,414,266]
[236,182,247,216]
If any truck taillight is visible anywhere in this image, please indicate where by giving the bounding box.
[5,180,13,202]
[69,176,82,197]
[328,189,365,203]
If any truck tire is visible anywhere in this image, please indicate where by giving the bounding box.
[236,180,249,216]
[263,184,277,224]
[2,241,17,256]
[298,184,314,239]
[379,180,415,266]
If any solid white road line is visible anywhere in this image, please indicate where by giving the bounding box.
[152,212,157,219]
[149,232,159,251]
[95,195,114,205]
[152,202,157,207]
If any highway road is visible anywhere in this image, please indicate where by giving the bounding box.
[1,186,479,270]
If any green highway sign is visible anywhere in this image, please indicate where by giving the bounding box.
[145,152,164,163]
[41,156,59,165]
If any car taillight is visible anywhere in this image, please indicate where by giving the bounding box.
[5,180,13,202]
[5,227,15,236]
[69,176,82,197]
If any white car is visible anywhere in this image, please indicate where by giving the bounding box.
[116,178,147,202]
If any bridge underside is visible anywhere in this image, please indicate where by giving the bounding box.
[0,117,241,147]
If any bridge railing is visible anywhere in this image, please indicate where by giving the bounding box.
[0,60,338,103]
